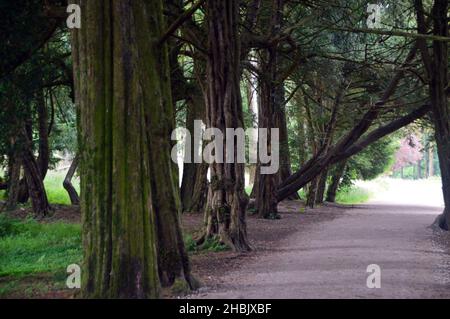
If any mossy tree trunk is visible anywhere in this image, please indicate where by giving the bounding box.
[415,0,449,230]
[71,0,192,298]
[256,0,284,219]
[21,132,51,217]
[5,150,21,211]
[201,0,251,252]
[36,90,50,180]
[326,160,347,203]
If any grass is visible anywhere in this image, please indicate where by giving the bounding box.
[0,170,80,206]
[335,186,372,205]
[0,214,82,297]
[44,171,80,205]
[0,215,82,278]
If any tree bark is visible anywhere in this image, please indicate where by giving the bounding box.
[306,178,319,208]
[36,90,50,180]
[5,153,21,211]
[21,139,51,217]
[187,161,209,213]
[201,0,251,252]
[315,169,328,205]
[17,115,33,204]
[255,0,284,219]
[415,0,449,230]
[326,160,347,203]
[275,84,300,200]
[180,85,208,213]
[72,0,193,298]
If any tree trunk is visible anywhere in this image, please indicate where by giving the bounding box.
[326,160,347,203]
[275,84,300,200]
[72,0,193,298]
[250,166,260,199]
[201,0,251,252]
[417,159,422,179]
[17,116,33,203]
[180,87,208,213]
[256,0,284,219]
[315,169,328,205]
[256,65,279,218]
[306,178,319,208]
[415,0,449,229]
[428,146,434,177]
[21,143,51,217]
[37,90,50,180]
[63,155,79,205]
[5,153,21,211]
[187,162,209,213]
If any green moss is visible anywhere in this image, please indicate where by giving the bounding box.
[170,278,191,295]
[184,234,229,253]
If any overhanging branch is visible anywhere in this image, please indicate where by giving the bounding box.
[159,0,206,45]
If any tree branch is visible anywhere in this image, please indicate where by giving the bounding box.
[159,0,206,45]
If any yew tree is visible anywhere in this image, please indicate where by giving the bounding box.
[415,0,449,230]
[71,0,193,298]
[200,0,251,252]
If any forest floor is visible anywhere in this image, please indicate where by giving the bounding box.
[1,178,449,299]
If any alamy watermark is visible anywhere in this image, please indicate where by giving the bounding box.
[66,264,81,289]
[366,3,390,29]
[366,264,381,289]
[171,121,280,175]
[67,4,81,29]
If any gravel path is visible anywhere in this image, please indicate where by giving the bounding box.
[194,179,450,299]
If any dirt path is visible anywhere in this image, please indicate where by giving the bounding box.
[193,180,450,299]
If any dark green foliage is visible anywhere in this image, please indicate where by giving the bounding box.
[339,137,396,190]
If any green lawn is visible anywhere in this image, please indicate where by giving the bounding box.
[0,170,80,206]
[0,213,82,297]
[335,186,372,205]
[0,215,82,278]
[44,171,80,205]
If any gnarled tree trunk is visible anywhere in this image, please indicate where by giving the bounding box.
[201,0,251,252]
[21,139,51,217]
